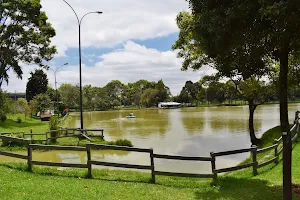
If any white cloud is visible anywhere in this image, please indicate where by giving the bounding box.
[2,41,215,95]
[41,0,189,57]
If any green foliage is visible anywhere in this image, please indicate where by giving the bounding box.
[46,86,57,102]
[140,88,158,107]
[49,116,61,131]
[49,116,61,143]
[0,0,56,87]
[17,116,22,124]
[31,93,51,114]
[58,84,80,109]
[1,133,24,147]
[26,69,48,102]
[16,98,28,114]
[0,112,7,122]
[107,139,133,147]
[0,92,15,116]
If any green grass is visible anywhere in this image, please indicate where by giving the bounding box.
[0,125,300,199]
[0,114,49,133]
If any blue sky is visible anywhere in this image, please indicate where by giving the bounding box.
[3,0,213,95]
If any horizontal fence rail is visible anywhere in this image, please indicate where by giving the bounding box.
[87,144,151,153]
[0,111,299,185]
[213,148,252,157]
[153,153,213,181]
[153,171,214,178]
[0,150,28,160]
[257,144,278,154]
[153,154,212,161]
[29,144,87,151]
[89,161,151,170]
[31,161,87,169]
[214,162,255,174]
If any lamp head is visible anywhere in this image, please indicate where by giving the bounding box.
[64,63,68,65]
[97,11,103,14]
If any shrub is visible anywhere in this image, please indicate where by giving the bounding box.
[1,133,25,147]
[49,116,61,143]
[17,116,22,123]
[0,112,7,122]
[107,139,133,147]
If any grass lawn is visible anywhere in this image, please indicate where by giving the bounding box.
[0,114,49,133]
[0,125,300,199]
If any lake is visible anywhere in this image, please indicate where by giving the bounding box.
[1,103,300,173]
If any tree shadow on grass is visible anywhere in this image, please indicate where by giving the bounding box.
[194,177,300,200]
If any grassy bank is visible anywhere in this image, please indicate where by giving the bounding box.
[0,114,133,150]
[0,114,49,133]
[0,125,299,199]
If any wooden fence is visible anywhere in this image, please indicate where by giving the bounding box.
[0,128,104,144]
[0,112,299,185]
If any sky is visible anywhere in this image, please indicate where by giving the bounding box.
[2,0,214,96]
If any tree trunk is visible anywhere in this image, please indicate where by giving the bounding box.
[279,47,291,200]
[248,99,258,145]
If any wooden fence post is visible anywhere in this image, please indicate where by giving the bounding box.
[101,130,104,139]
[251,145,258,176]
[274,140,279,164]
[22,131,25,138]
[150,148,155,183]
[87,146,92,178]
[45,132,48,145]
[27,140,32,172]
[210,152,217,185]
[30,129,33,140]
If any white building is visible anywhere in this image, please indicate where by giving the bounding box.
[158,102,181,109]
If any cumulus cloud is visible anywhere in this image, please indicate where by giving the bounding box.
[2,41,215,95]
[41,0,189,56]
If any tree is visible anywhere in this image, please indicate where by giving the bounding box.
[46,86,57,102]
[26,69,48,101]
[31,93,51,114]
[0,91,14,121]
[175,2,300,197]
[0,0,56,88]
[233,77,275,144]
[104,80,126,105]
[173,10,276,145]
[155,79,170,103]
[16,98,28,114]
[58,84,79,109]
[140,88,158,107]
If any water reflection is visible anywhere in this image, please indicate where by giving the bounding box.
[2,103,300,173]
[69,110,170,137]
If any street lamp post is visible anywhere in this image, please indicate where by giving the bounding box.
[49,63,68,115]
[62,0,102,130]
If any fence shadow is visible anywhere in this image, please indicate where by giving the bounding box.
[194,177,283,200]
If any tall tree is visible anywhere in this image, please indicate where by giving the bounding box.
[30,93,51,114]
[155,79,170,103]
[26,69,48,101]
[0,0,56,88]
[175,2,300,197]
[58,84,79,109]
[104,80,125,106]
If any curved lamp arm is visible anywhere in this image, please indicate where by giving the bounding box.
[79,11,103,26]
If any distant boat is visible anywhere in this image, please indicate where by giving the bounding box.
[126,113,136,118]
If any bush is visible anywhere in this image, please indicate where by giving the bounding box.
[1,133,25,147]
[107,139,133,147]
[49,116,61,143]
[0,112,7,122]
[17,116,22,123]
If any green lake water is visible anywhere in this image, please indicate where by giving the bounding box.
[1,103,300,173]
